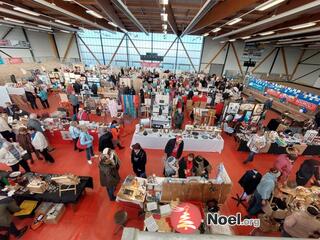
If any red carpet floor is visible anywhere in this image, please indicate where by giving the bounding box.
[1,93,319,240]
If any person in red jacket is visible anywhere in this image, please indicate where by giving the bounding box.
[215,101,224,122]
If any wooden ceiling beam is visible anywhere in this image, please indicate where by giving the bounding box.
[231,0,317,38]
[95,0,125,29]
[191,0,260,33]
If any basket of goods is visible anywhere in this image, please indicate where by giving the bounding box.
[27,179,48,194]
[258,214,280,232]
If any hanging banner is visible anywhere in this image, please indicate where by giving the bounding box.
[140,61,160,68]
[248,76,320,111]
[6,58,23,64]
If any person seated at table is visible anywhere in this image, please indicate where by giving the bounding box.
[0,142,31,172]
[28,127,55,164]
[164,156,179,177]
[131,143,147,178]
[193,155,212,179]
[77,108,89,121]
[296,159,320,186]
[274,147,298,184]
[0,116,15,142]
[0,196,28,239]
[282,205,320,238]
[99,148,120,201]
[178,153,194,178]
[4,102,19,120]
[110,120,124,150]
[16,127,43,163]
[164,135,184,159]
[222,120,234,135]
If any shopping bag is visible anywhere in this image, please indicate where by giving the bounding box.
[76,139,87,150]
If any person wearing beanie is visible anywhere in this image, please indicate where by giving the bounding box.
[247,168,280,216]
[283,205,320,238]
[131,143,147,178]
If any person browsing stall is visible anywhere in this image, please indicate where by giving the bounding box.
[0,142,31,172]
[165,135,184,159]
[296,159,320,186]
[98,127,114,152]
[247,168,280,217]
[69,121,82,152]
[110,120,124,149]
[99,148,120,201]
[16,127,42,163]
[193,155,212,179]
[164,156,179,177]
[131,143,147,178]
[243,129,267,164]
[79,125,96,165]
[28,127,55,164]
[274,147,298,184]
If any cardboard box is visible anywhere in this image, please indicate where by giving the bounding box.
[44,204,66,224]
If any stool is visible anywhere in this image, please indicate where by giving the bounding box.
[113,210,128,235]
[232,192,247,208]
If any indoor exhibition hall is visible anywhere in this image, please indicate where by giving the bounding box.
[0,0,319,240]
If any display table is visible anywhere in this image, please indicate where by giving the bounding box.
[131,132,224,153]
[236,137,320,156]
[1,172,93,204]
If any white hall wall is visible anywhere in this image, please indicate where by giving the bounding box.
[200,37,320,88]
[0,25,80,63]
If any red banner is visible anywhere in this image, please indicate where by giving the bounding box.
[140,61,160,68]
[266,89,280,98]
[294,98,317,111]
[6,58,23,64]
[279,93,297,104]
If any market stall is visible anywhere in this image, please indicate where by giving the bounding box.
[0,171,93,204]
[116,163,232,234]
[131,126,224,153]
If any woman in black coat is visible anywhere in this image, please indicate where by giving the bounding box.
[164,136,184,159]
[131,143,147,178]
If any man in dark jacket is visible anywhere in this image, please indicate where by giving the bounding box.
[73,80,82,94]
[193,156,212,179]
[0,197,28,238]
[173,109,184,129]
[296,159,320,186]
[165,135,184,159]
[99,128,114,152]
[131,143,147,178]
[99,149,120,201]
[25,91,38,110]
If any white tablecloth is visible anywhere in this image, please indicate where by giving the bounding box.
[131,133,224,153]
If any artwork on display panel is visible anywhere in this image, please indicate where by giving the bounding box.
[227,102,240,114]
[251,115,260,124]
[244,111,252,123]
[253,103,264,115]
[240,103,255,111]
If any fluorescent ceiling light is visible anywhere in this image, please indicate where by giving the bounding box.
[85,10,103,19]
[108,21,118,27]
[3,17,24,24]
[13,7,40,16]
[55,19,70,25]
[211,27,221,33]
[27,29,39,32]
[289,22,316,30]
[161,13,168,22]
[160,0,168,5]
[256,0,286,11]
[37,24,51,29]
[227,18,242,26]
[241,36,251,39]
[259,31,274,36]
[162,24,167,30]
[229,39,236,42]
[60,30,70,33]
[203,33,209,37]
[220,41,225,43]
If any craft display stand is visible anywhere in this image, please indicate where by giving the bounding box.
[58,184,77,197]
